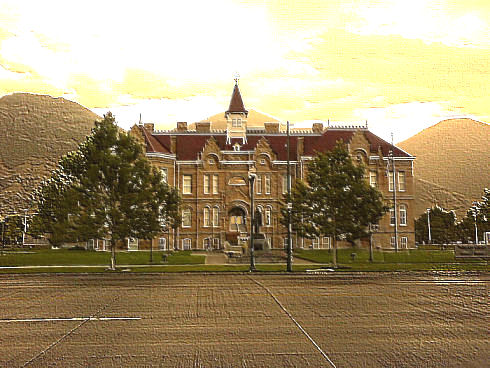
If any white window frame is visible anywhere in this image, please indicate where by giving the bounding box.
[182,208,192,228]
[182,238,191,250]
[212,207,219,227]
[401,237,408,249]
[265,174,271,194]
[203,207,210,227]
[159,237,167,250]
[212,174,218,194]
[265,207,271,227]
[213,238,220,249]
[388,171,394,192]
[399,204,407,226]
[312,237,320,249]
[256,174,262,194]
[390,236,397,248]
[369,171,377,188]
[204,174,210,194]
[183,175,192,194]
[323,237,331,249]
[398,171,406,192]
[203,238,210,250]
[161,168,168,184]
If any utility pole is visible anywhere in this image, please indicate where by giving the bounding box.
[427,208,432,244]
[249,172,256,272]
[390,134,398,252]
[286,120,293,272]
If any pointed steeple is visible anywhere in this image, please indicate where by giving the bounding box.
[226,81,248,116]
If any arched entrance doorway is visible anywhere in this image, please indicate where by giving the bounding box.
[228,207,246,232]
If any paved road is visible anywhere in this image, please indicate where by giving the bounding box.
[0,272,488,367]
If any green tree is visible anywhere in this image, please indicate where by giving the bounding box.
[282,141,387,267]
[32,113,181,269]
[414,206,457,245]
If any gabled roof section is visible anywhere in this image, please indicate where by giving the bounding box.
[226,83,248,115]
[139,125,170,154]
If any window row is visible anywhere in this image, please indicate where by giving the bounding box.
[369,171,406,192]
[390,204,408,226]
[182,207,220,228]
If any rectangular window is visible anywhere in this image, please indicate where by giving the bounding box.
[203,238,210,250]
[213,174,218,194]
[399,205,407,226]
[398,172,406,192]
[212,207,219,227]
[182,209,191,227]
[312,237,320,249]
[390,207,395,226]
[203,207,210,227]
[388,172,394,192]
[161,168,168,184]
[369,171,377,188]
[183,238,191,250]
[282,174,288,194]
[401,237,408,249]
[204,175,210,194]
[265,207,271,226]
[390,237,397,248]
[256,174,262,194]
[265,175,271,194]
[323,237,331,249]
[159,237,167,250]
[183,175,192,194]
[213,238,220,249]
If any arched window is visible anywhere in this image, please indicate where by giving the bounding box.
[203,207,210,227]
[182,208,192,228]
[399,204,407,226]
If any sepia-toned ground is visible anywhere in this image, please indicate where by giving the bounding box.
[0,273,488,368]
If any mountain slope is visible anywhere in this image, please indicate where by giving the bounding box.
[0,93,100,215]
[398,118,489,218]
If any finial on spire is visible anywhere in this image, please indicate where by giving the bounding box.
[233,71,240,85]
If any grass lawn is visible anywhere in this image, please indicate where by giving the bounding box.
[293,248,484,264]
[0,249,205,267]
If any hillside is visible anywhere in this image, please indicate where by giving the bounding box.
[398,118,490,218]
[0,93,100,216]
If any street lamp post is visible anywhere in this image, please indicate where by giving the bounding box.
[427,208,432,244]
[248,171,257,272]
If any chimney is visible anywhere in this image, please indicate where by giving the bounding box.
[297,137,304,157]
[264,122,280,133]
[312,122,323,134]
[195,122,211,133]
[170,136,177,153]
[177,122,187,132]
[143,123,154,133]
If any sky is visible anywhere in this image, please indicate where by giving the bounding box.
[0,0,489,142]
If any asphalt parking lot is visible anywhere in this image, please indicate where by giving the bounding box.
[1,272,488,367]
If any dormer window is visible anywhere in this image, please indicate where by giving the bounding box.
[233,143,241,151]
[232,118,242,127]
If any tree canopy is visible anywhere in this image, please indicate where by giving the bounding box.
[31,113,180,269]
[282,141,387,267]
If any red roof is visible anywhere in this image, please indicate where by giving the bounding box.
[147,129,412,161]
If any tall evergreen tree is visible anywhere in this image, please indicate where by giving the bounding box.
[32,113,181,269]
[282,141,387,267]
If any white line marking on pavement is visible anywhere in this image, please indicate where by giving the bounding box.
[248,276,337,368]
[0,317,141,323]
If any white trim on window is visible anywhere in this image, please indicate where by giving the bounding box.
[399,204,407,226]
[183,175,192,194]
